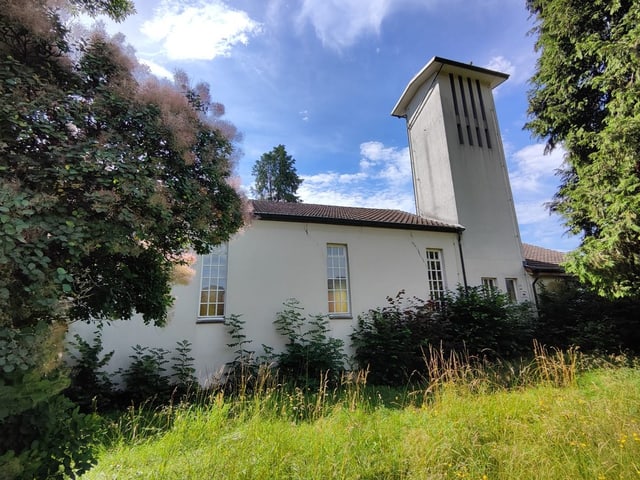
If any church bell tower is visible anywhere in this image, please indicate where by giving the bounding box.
[392,57,529,299]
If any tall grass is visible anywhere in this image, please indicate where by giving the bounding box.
[83,348,640,480]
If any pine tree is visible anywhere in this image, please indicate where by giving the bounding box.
[251,144,303,202]
[526,0,640,298]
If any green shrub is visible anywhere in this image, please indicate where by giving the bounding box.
[222,314,261,395]
[0,322,69,421]
[1,323,104,479]
[535,280,640,353]
[0,394,103,479]
[440,285,535,358]
[65,324,115,411]
[170,339,197,397]
[351,288,535,386]
[350,291,433,386]
[118,345,172,405]
[66,335,199,409]
[269,299,346,388]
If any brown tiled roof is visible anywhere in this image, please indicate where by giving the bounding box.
[522,243,566,274]
[250,200,464,233]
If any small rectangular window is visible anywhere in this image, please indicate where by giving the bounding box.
[327,244,350,315]
[481,277,497,295]
[505,278,518,303]
[199,244,228,318]
[426,249,446,302]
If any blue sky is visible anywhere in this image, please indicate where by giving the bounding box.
[87,0,579,252]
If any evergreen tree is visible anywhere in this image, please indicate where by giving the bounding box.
[251,144,303,202]
[526,0,640,298]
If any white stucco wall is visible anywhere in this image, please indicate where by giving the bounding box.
[70,220,463,384]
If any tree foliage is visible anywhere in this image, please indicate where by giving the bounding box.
[526,0,640,298]
[0,1,245,475]
[0,0,245,330]
[251,144,302,202]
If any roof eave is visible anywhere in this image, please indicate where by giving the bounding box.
[254,212,464,233]
[523,261,567,276]
[391,56,509,118]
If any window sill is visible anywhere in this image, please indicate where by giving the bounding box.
[329,314,352,320]
[196,317,225,324]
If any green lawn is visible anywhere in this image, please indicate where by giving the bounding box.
[82,365,640,480]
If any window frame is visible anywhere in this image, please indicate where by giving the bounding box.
[481,277,498,295]
[197,244,228,323]
[505,278,518,303]
[425,248,446,303]
[326,244,351,318]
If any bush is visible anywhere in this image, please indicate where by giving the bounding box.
[65,325,115,411]
[269,299,346,388]
[1,323,103,479]
[535,280,640,353]
[222,314,261,395]
[440,286,535,358]
[0,322,69,421]
[66,336,198,408]
[0,394,103,479]
[350,291,435,386]
[351,288,536,386]
[170,340,197,397]
[117,345,172,405]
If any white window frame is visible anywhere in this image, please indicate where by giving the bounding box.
[482,277,498,295]
[327,244,351,317]
[505,278,518,303]
[426,249,446,302]
[198,244,228,321]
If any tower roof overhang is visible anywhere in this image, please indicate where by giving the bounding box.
[391,56,509,118]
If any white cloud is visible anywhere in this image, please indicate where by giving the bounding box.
[514,200,552,226]
[138,58,173,79]
[509,142,579,250]
[483,52,538,88]
[484,56,515,77]
[294,0,437,50]
[509,143,566,194]
[141,1,262,60]
[359,141,412,185]
[302,171,368,187]
[299,141,414,211]
[295,0,393,49]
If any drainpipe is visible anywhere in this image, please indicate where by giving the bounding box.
[531,275,541,310]
[457,231,468,290]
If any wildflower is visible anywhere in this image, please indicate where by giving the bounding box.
[619,434,627,448]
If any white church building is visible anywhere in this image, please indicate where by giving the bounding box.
[71,57,565,381]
